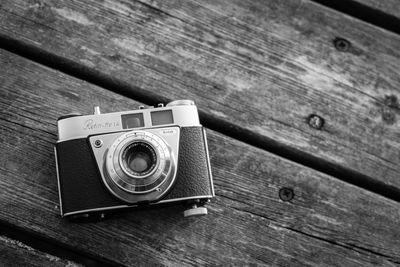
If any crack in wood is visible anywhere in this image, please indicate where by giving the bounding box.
[221,194,400,264]
[136,0,186,24]
[1,47,400,265]
[284,226,399,264]
[1,33,400,205]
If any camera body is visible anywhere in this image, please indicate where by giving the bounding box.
[55,100,214,219]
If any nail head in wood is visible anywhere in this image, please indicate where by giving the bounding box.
[307,114,324,130]
[382,107,396,124]
[279,187,294,202]
[333,37,351,52]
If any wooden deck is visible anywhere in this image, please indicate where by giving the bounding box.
[0,0,399,266]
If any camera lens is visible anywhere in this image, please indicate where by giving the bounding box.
[104,130,177,202]
[121,142,157,176]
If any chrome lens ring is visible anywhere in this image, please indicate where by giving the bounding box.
[103,131,176,203]
[119,141,158,178]
[113,141,163,188]
[108,131,170,193]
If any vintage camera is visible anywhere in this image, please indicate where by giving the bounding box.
[55,100,214,220]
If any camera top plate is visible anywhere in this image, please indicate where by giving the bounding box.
[57,101,200,142]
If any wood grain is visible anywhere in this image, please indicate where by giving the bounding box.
[1,49,400,266]
[0,0,399,192]
[0,235,81,267]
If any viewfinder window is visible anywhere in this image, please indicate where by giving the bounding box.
[151,110,173,126]
[121,113,144,129]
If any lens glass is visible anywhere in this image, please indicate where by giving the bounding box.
[121,142,157,176]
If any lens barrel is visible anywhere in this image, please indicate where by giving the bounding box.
[102,130,176,203]
[121,142,157,176]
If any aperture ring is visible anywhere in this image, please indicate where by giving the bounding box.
[106,131,171,194]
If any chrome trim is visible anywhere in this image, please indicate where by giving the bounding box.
[54,147,64,216]
[93,106,101,115]
[156,195,212,204]
[118,141,159,180]
[57,105,200,142]
[106,131,171,194]
[89,127,181,204]
[166,100,195,106]
[62,195,214,217]
[202,128,215,197]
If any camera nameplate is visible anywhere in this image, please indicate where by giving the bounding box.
[57,105,200,142]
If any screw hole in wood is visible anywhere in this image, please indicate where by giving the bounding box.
[279,187,294,202]
[333,37,351,52]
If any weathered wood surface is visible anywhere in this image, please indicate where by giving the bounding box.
[1,50,400,266]
[1,0,399,192]
[0,235,81,267]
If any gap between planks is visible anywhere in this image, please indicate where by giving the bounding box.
[1,48,400,265]
[0,230,84,267]
[0,221,116,267]
[311,0,400,36]
[0,33,399,205]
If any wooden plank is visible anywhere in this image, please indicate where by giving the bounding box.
[0,0,399,192]
[1,50,400,266]
[0,235,81,267]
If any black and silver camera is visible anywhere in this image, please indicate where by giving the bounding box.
[55,100,214,219]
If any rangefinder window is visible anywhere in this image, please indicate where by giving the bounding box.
[121,113,144,129]
[151,110,173,126]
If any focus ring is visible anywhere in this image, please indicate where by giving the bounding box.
[101,130,176,204]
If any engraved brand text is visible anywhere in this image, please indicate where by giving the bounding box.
[83,119,120,130]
